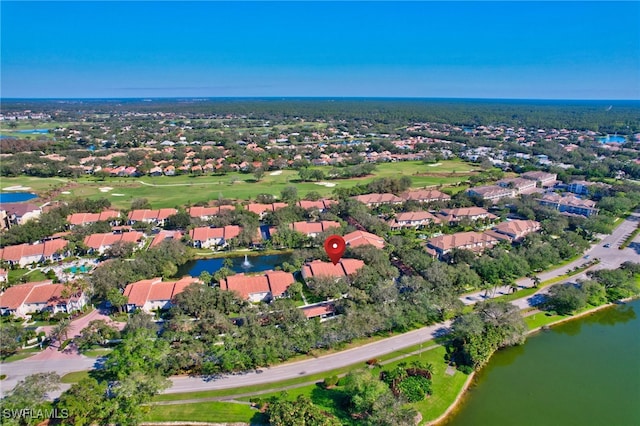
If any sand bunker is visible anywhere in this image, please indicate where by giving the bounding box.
[269,170,283,176]
[61,191,71,194]
[315,182,336,187]
[99,187,113,193]
[111,193,125,196]
[3,185,31,191]
[427,163,443,167]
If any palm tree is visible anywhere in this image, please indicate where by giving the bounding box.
[52,319,71,343]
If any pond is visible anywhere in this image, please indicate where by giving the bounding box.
[176,253,294,277]
[0,192,38,203]
[443,299,640,426]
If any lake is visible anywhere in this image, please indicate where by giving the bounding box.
[443,298,640,426]
[176,253,294,277]
[0,192,38,203]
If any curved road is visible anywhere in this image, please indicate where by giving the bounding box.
[1,211,638,398]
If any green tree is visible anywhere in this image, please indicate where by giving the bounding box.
[56,377,109,426]
[343,370,391,417]
[0,322,25,358]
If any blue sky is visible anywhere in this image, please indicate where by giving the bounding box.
[2,1,639,99]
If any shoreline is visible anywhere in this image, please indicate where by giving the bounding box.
[427,296,639,425]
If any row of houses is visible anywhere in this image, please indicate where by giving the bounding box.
[0,280,89,318]
[353,189,451,207]
[424,219,541,258]
[389,206,497,229]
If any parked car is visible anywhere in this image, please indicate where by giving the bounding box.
[603,243,611,248]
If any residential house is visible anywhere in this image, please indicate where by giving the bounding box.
[352,193,404,207]
[566,180,610,196]
[343,230,385,249]
[0,280,89,318]
[67,210,121,227]
[301,302,336,321]
[127,208,177,227]
[0,240,69,267]
[289,221,340,237]
[485,219,541,242]
[437,207,498,224]
[538,193,599,217]
[220,270,295,303]
[301,258,365,281]
[389,211,440,230]
[83,231,145,254]
[245,203,288,218]
[426,231,500,258]
[296,199,337,211]
[466,185,516,202]
[1,203,42,228]
[149,230,183,248]
[188,225,242,249]
[187,205,235,220]
[400,189,451,203]
[123,276,200,313]
[497,178,538,195]
[521,171,558,187]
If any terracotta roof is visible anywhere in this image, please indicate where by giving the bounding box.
[540,193,597,208]
[401,189,451,202]
[297,199,337,210]
[290,221,340,235]
[353,193,403,205]
[127,208,177,222]
[0,240,68,263]
[67,210,120,226]
[123,276,200,307]
[438,207,497,221]
[467,185,515,199]
[189,225,241,242]
[150,230,183,248]
[394,211,440,224]
[220,270,295,300]
[301,258,365,280]
[301,303,335,319]
[245,203,288,216]
[343,230,385,249]
[187,205,235,218]
[427,231,499,253]
[491,220,541,239]
[83,232,144,250]
[0,280,55,309]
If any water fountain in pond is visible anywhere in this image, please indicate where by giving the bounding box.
[242,254,252,269]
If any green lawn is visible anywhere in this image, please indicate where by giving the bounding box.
[82,347,113,358]
[1,160,475,209]
[143,401,258,423]
[524,312,567,330]
[7,268,48,284]
[60,371,90,384]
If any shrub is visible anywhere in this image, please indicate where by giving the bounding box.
[458,364,474,375]
[323,375,339,388]
[0,374,7,380]
[58,339,71,351]
[366,358,379,366]
[398,375,432,402]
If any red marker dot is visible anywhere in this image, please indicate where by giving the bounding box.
[324,235,346,265]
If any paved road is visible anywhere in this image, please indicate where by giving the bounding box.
[462,210,640,306]
[1,211,638,398]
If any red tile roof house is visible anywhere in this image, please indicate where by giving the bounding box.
[521,171,558,187]
[220,270,295,303]
[244,203,288,218]
[352,193,404,207]
[485,219,541,242]
[296,199,337,212]
[426,231,500,258]
[127,208,178,227]
[83,231,145,255]
[496,178,538,195]
[401,189,451,203]
[343,230,385,249]
[67,210,121,227]
[301,258,365,281]
[187,205,235,220]
[437,207,498,224]
[301,302,336,321]
[188,225,241,249]
[289,221,341,238]
[123,276,201,313]
[0,240,69,267]
[149,230,183,248]
[0,280,89,318]
[389,211,441,230]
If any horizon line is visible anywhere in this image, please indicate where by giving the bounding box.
[2,96,639,102]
